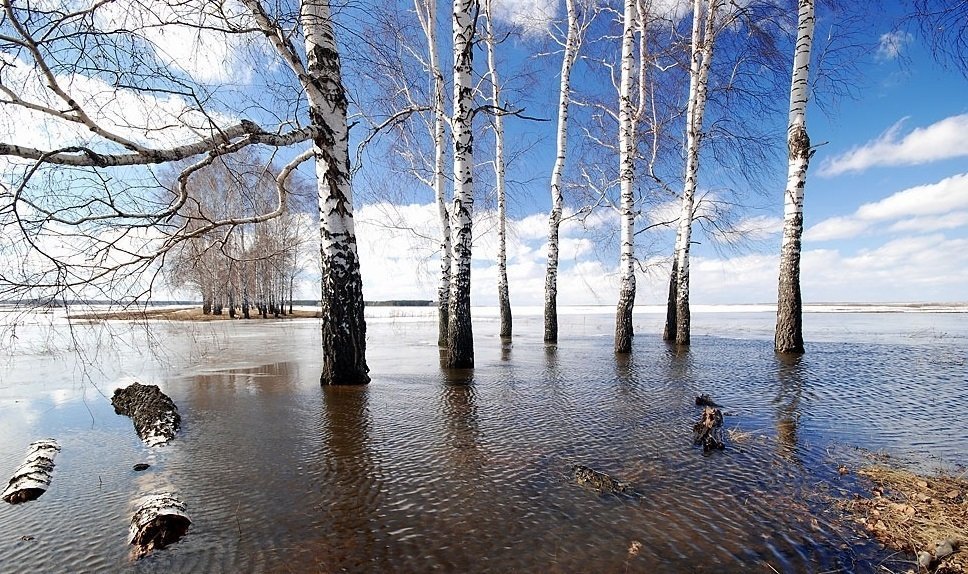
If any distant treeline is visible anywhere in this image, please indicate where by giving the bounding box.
[4,299,433,308]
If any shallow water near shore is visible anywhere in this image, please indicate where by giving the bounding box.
[1,307,966,572]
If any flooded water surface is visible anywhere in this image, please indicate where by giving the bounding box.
[1,307,966,572]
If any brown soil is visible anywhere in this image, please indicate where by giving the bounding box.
[70,307,319,321]
[839,464,967,573]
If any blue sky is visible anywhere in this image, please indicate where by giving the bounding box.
[346,0,968,307]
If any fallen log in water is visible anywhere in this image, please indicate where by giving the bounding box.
[2,439,60,504]
[129,492,191,558]
[693,407,725,452]
[112,382,181,446]
[572,464,634,495]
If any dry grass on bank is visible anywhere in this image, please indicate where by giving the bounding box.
[839,464,967,573]
[70,307,320,322]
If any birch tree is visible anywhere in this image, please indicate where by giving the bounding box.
[414,0,454,347]
[614,0,638,354]
[544,0,582,344]
[0,0,369,384]
[482,0,511,339]
[663,0,722,346]
[775,0,814,354]
[446,0,477,368]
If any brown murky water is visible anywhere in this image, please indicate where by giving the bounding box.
[1,308,965,572]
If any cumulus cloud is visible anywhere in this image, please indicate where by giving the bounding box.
[490,0,559,35]
[805,173,968,241]
[875,31,913,61]
[820,114,968,176]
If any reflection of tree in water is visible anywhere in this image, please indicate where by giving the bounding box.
[439,380,482,471]
[501,337,512,362]
[316,385,384,569]
[773,353,805,462]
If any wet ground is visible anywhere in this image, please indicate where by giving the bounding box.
[0,307,965,572]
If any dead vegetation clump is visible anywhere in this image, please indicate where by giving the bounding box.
[840,465,967,573]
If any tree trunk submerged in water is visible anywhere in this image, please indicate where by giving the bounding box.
[669,0,721,346]
[662,258,678,341]
[483,0,512,339]
[775,0,815,355]
[545,0,580,345]
[614,0,637,354]
[414,0,452,348]
[446,0,476,369]
[301,0,370,384]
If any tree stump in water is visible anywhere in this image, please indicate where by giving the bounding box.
[572,464,634,495]
[129,492,191,558]
[2,439,60,504]
[695,394,719,407]
[112,383,181,446]
[693,407,725,452]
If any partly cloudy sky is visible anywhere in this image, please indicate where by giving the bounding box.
[3,0,966,308]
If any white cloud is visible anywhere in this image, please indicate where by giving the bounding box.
[345,199,968,306]
[888,211,968,233]
[490,0,558,35]
[94,0,252,85]
[803,216,870,242]
[820,114,968,176]
[875,31,913,61]
[805,173,968,241]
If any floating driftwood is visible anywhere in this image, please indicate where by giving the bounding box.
[693,407,725,452]
[572,464,634,495]
[129,492,191,558]
[112,382,181,446]
[2,439,60,504]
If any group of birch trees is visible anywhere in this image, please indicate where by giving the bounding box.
[162,154,313,318]
[1,0,955,383]
[359,0,814,364]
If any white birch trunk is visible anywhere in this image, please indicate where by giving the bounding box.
[545,0,579,344]
[614,0,637,354]
[483,0,512,339]
[775,0,815,354]
[446,0,476,368]
[302,0,369,384]
[415,0,453,348]
[2,439,60,504]
[671,0,720,346]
